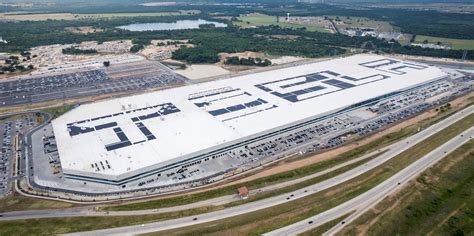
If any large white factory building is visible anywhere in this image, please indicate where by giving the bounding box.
[51,54,446,185]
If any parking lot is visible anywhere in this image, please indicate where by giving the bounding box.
[0,115,37,198]
[0,61,187,107]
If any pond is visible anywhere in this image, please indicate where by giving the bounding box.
[117,19,227,31]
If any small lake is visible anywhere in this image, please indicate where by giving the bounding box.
[117,19,227,31]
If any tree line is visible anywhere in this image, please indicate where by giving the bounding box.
[225,56,272,66]
[0,15,472,63]
[62,47,97,55]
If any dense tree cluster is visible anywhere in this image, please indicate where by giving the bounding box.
[129,38,151,53]
[225,56,272,66]
[169,27,346,63]
[0,11,472,63]
[1,55,34,74]
[129,44,144,53]
[172,47,220,63]
[62,47,97,55]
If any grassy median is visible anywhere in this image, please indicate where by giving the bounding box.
[299,213,352,236]
[337,140,474,236]
[0,206,222,236]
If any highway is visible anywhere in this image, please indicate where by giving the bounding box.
[0,146,385,221]
[59,105,472,236]
[265,127,473,236]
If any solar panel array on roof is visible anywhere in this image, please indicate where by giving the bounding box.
[51,54,445,181]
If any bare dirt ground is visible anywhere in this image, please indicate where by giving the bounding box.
[140,40,192,61]
[270,56,307,65]
[219,51,307,66]
[175,64,231,80]
[64,26,104,34]
[219,51,267,61]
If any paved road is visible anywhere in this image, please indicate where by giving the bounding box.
[20,112,51,192]
[266,127,474,236]
[0,146,385,221]
[60,106,472,236]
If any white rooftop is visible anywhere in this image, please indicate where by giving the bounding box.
[52,54,446,178]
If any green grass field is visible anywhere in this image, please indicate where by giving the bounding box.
[43,104,76,119]
[234,15,331,33]
[330,15,396,32]
[0,193,75,213]
[415,35,474,50]
[339,140,474,236]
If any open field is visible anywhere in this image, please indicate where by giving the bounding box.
[338,140,474,236]
[0,11,199,21]
[414,35,474,50]
[175,64,230,80]
[234,15,331,33]
[330,16,396,32]
[0,193,75,213]
[145,114,474,235]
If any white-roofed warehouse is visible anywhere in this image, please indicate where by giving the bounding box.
[51,54,447,185]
